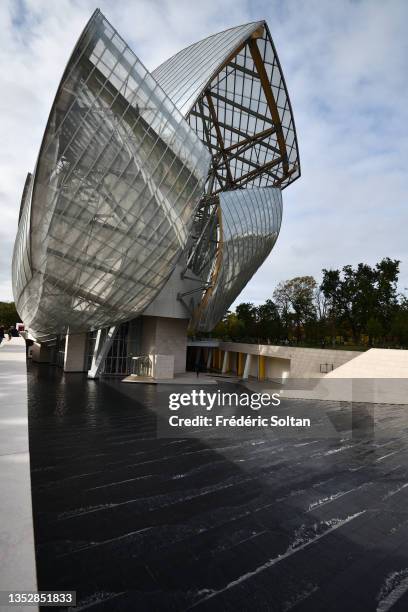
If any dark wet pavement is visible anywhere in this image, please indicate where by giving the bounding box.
[28,364,408,611]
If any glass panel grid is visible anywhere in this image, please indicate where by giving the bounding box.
[192,187,283,331]
[12,10,210,340]
[13,12,299,341]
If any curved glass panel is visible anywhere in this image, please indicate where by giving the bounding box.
[12,174,33,311]
[191,187,283,332]
[12,10,210,340]
[152,22,263,117]
[12,12,300,341]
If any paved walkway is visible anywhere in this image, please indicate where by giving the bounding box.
[0,337,37,604]
[122,372,217,384]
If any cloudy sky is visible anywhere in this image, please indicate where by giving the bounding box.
[1,0,407,304]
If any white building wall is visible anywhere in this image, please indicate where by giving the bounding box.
[64,332,87,372]
[326,348,408,378]
[143,264,201,319]
[265,356,291,380]
[220,342,363,379]
[141,316,189,374]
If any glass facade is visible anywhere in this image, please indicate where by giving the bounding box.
[191,187,282,331]
[12,10,210,341]
[85,317,142,375]
[154,20,299,331]
[152,22,264,117]
[12,10,300,342]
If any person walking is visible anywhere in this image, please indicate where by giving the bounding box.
[195,362,200,378]
[0,325,4,345]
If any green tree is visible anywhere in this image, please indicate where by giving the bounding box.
[273,276,317,342]
[321,258,399,343]
[366,317,383,346]
[376,258,401,332]
[390,298,408,346]
[256,299,281,341]
[235,302,258,338]
[213,311,245,339]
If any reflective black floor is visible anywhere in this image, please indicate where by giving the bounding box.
[28,364,408,611]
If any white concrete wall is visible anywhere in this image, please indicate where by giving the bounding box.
[242,347,408,404]
[32,342,50,363]
[140,316,157,356]
[156,318,189,373]
[220,342,363,379]
[265,356,291,380]
[0,337,37,597]
[64,332,87,372]
[326,348,408,378]
[141,316,189,374]
[143,264,200,319]
[151,354,174,379]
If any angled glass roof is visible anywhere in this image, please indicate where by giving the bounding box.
[153,21,300,190]
[152,22,263,117]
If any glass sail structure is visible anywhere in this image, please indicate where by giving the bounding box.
[153,20,300,331]
[12,10,210,340]
[12,10,300,340]
[190,187,283,331]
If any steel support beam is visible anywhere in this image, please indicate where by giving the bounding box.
[222,126,277,154]
[205,93,234,186]
[87,326,117,379]
[207,90,275,125]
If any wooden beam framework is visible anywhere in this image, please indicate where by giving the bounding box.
[205,92,234,187]
[247,38,289,173]
[187,31,297,192]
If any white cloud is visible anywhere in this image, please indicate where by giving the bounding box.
[238,0,408,304]
[0,0,407,308]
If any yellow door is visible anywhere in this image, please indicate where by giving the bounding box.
[237,352,244,376]
[258,355,265,381]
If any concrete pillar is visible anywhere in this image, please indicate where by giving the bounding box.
[64,332,87,372]
[207,348,212,370]
[222,350,229,374]
[140,316,188,374]
[88,326,117,379]
[243,354,252,379]
[32,342,51,363]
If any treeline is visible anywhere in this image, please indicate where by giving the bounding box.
[211,258,408,348]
